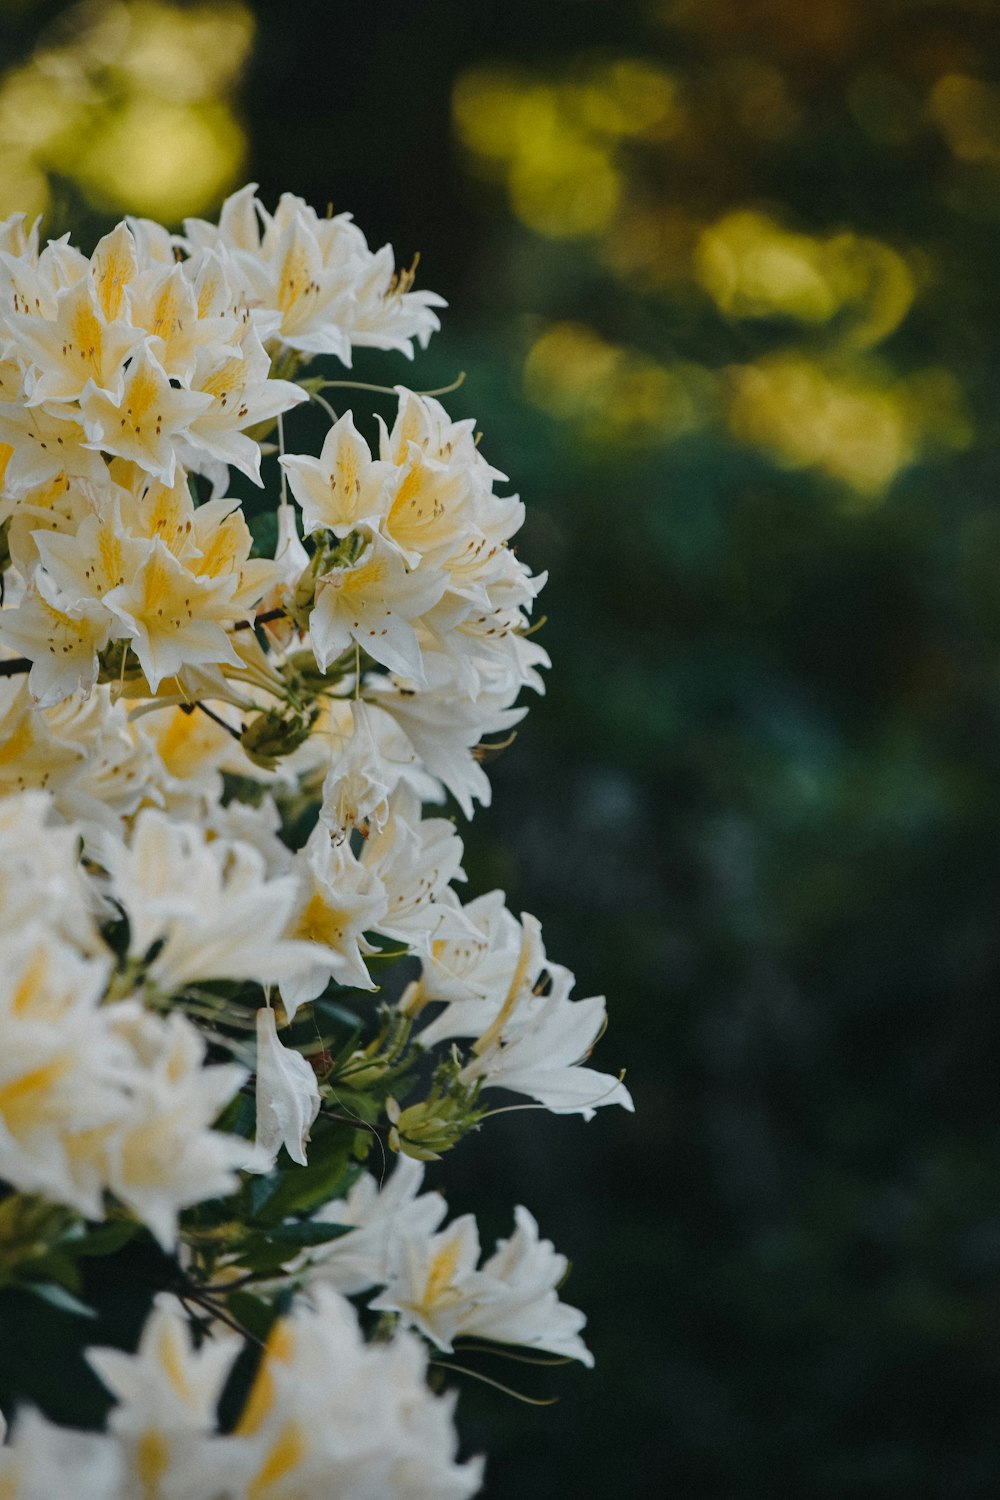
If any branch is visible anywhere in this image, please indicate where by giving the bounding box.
[233,607,287,633]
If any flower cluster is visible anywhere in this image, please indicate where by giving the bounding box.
[0,1291,482,1499]
[0,186,630,1495]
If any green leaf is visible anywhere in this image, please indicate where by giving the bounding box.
[17,1251,82,1293]
[224,1217,354,1274]
[26,1282,97,1319]
[247,509,277,560]
[256,1220,352,1248]
[65,1221,141,1258]
[314,997,364,1027]
[250,1129,358,1225]
[214,1092,256,1139]
[225,1290,282,1344]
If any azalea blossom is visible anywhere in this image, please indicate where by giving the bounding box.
[459,962,635,1119]
[101,808,318,994]
[251,1004,321,1170]
[281,822,388,1010]
[183,185,446,362]
[0,185,630,1498]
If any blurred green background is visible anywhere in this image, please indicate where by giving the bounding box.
[3,0,1000,1493]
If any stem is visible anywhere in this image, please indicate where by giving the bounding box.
[178,1287,266,1349]
[428,1360,558,1406]
[223,660,286,698]
[314,371,466,399]
[233,608,288,634]
[189,702,244,740]
[309,389,339,425]
[452,1343,575,1367]
[276,410,289,515]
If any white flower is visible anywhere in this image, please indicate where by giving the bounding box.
[182,319,307,485]
[6,276,139,406]
[366,1196,592,1366]
[87,1295,241,1435]
[0,1409,123,1499]
[319,699,394,840]
[183,185,446,363]
[0,184,629,1497]
[3,1289,483,1499]
[369,1213,489,1352]
[281,823,387,1011]
[280,410,391,539]
[0,569,111,706]
[228,1286,482,1499]
[99,1007,248,1248]
[0,931,128,1219]
[0,679,86,804]
[379,389,506,482]
[0,787,95,950]
[78,342,212,484]
[362,786,469,954]
[458,1205,593,1366]
[369,666,530,818]
[203,794,291,877]
[459,964,635,1120]
[29,500,135,605]
[87,1296,242,1499]
[413,901,545,1042]
[309,532,445,680]
[305,1156,447,1296]
[90,221,140,322]
[39,689,160,848]
[0,923,248,1247]
[250,1005,321,1170]
[102,536,246,691]
[0,397,105,494]
[102,808,317,994]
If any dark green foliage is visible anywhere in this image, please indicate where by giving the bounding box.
[233,1,1000,1494]
[2,0,1000,1493]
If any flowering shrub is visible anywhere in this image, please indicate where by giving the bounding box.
[0,186,632,1496]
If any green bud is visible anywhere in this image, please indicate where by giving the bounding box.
[240,705,319,770]
[96,640,146,685]
[0,1194,76,1279]
[288,557,321,631]
[280,647,359,706]
[386,1091,482,1162]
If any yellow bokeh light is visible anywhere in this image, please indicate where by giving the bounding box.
[509,127,620,239]
[119,0,253,102]
[0,0,251,226]
[0,65,83,151]
[455,75,620,238]
[574,59,682,140]
[454,59,683,239]
[698,211,838,322]
[695,210,915,347]
[931,75,1000,164]
[453,69,535,162]
[726,354,969,498]
[70,97,246,221]
[728,356,912,495]
[0,149,49,223]
[524,322,713,445]
[450,24,974,505]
